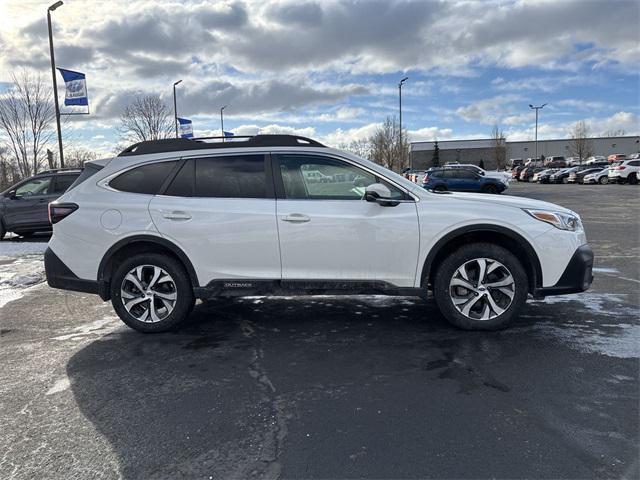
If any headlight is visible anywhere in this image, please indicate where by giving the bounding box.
[524,209,583,231]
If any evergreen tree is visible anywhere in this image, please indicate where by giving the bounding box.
[432,140,440,167]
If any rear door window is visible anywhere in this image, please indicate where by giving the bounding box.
[165,155,269,198]
[109,161,178,194]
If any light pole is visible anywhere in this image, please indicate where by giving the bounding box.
[220,105,227,140]
[398,77,408,168]
[173,80,182,138]
[47,1,64,167]
[529,103,547,161]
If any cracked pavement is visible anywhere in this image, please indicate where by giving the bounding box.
[0,183,638,479]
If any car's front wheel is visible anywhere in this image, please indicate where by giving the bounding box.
[481,184,498,194]
[110,253,194,333]
[433,243,528,330]
[599,176,608,185]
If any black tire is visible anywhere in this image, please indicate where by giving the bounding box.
[110,253,194,333]
[433,243,529,330]
[599,176,608,185]
[0,220,5,241]
[561,177,569,184]
[433,185,447,192]
[628,173,638,185]
[481,184,498,194]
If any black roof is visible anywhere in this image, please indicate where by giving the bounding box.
[118,134,326,157]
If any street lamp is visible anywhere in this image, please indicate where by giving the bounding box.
[173,80,182,138]
[529,103,547,161]
[398,77,408,168]
[47,1,64,167]
[220,105,227,140]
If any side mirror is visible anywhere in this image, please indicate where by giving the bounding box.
[364,183,399,207]
[7,190,17,199]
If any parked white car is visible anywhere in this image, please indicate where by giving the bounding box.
[582,168,611,185]
[608,159,640,184]
[45,135,593,332]
[532,169,553,182]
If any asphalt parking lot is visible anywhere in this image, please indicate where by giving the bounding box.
[1,183,638,479]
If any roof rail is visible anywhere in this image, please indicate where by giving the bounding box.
[118,134,326,157]
[37,167,83,175]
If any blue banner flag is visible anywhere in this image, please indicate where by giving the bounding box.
[178,118,194,138]
[223,131,234,137]
[57,68,88,106]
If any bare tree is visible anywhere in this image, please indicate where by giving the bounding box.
[118,94,174,144]
[369,116,409,172]
[0,71,56,178]
[602,128,625,137]
[64,146,98,168]
[490,124,506,169]
[570,120,593,163]
[339,138,372,159]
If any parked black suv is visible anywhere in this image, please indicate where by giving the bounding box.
[0,169,81,239]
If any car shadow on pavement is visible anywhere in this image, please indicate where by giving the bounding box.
[65,297,638,479]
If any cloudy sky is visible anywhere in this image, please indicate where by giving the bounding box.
[0,0,638,154]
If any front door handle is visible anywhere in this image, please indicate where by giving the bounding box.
[162,211,192,221]
[282,213,310,223]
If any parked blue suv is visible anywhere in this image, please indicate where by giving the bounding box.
[422,167,506,194]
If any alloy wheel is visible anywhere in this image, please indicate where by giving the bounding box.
[120,265,177,323]
[449,257,515,321]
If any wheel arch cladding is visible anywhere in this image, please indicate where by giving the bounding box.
[421,225,542,293]
[98,235,199,300]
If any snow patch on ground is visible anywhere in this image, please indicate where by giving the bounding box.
[46,377,71,396]
[592,267,619,274]
[0,241,48,308]
[532,292,638,317]
[527,293,640,358]
[52,317,119,341]
[530,322,640,359]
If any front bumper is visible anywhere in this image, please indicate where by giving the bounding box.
[533,245,593,297]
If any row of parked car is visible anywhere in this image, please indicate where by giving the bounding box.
[511,155,640,184]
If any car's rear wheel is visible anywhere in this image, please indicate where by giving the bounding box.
[433,243,528,330]
[481,184,498,194]
[110,253,194,333]
[0,220,5,241]
[628,173,638,185]
[599,176,608,185]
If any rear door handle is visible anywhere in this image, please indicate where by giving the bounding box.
[282,213,310,223]
[162,211,192,221]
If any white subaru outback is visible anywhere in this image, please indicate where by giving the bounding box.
[45,135,593,332]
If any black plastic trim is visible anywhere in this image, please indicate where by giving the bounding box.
[45,248,99,295]
[533,245,593,297]
[420,224,543,291]
[194,279,426,300]
[97,235,200,300]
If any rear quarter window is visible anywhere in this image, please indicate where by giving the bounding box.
[109,161,178,194]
